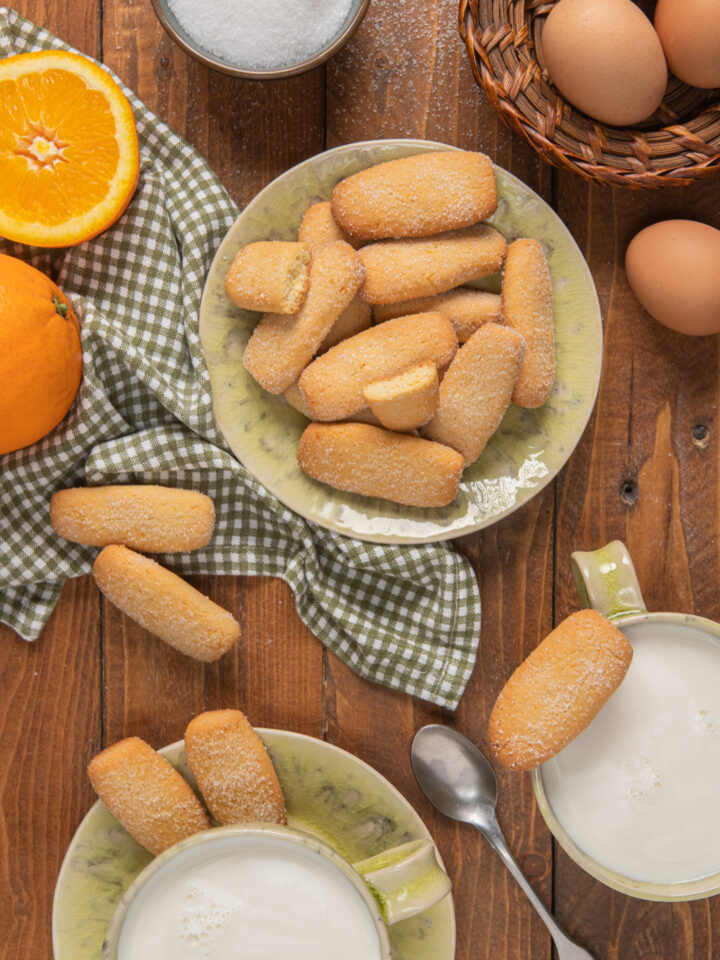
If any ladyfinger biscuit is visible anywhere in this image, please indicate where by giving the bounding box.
[502,238,555,408]
[319,295,372,352]
[284,383,383,425]
[345,407,384,427]
[93,545,240,662]
[225,241,311,314]
[297,423,464,507]
[185,710,287,826]
[50,485,215,553]
[373,289,502,342]
[298,205,369,349]
[297,207,370,351]
[358,225,507,305]
[331,151,497,240]
[422,324,525,465]
[284,380,314,419]
[298,201,359,250]
[88,737,210,855]
[299,312,457,421]
[488,610,633,771]
[363,363,439,432]
[243,240,364,394]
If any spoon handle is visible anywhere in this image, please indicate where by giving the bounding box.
[479,822,595,960]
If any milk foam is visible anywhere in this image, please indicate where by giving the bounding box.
[541,620,720,884]
[117,833,383,960]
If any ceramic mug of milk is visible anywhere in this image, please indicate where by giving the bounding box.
[103,822,451,959]
[533,540,720,901]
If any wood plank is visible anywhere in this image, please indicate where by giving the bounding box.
[100,588,206,746]
[6,0,100,57]
[204,576,326,736]
[325,3,554,958]
[447,492,556,960]
[0,578,101,960]
[1,6,101,959]
[553,175,720,957]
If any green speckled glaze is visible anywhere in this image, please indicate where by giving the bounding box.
[52,730,455,960]
[199,139,603,544]
[570,540,647,619]
[354,839,452,926]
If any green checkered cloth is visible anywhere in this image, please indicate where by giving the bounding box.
[0,9,481,709]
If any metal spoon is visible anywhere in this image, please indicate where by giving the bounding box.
[411,724,595,960]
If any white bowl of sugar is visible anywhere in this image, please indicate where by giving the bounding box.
[150,0,371,79]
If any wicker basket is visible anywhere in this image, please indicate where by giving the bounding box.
[459,0,720,188]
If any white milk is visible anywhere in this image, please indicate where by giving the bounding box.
[541,620,720,884]
[117,833,383,960]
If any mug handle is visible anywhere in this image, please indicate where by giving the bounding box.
[353,838,451,926]
[570,540,647,620]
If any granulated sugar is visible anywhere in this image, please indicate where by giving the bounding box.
[167,0,357,69]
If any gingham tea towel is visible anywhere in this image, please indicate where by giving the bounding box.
[0,10,481,709]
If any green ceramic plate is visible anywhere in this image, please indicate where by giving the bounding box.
[52,730,455,960]
[199,139,602,544]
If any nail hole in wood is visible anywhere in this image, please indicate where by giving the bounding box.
[692,422,709,449]
[620,478,638,505]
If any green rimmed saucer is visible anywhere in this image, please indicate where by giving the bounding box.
[199,139,602,543]
[52,730,455,960]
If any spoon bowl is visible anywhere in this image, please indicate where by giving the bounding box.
[411,724,498,830]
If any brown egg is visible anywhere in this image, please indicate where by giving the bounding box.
[541,0,667,126]
[625,220,720,336]
[655,0,720,89]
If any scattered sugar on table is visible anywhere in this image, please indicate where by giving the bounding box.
[167,0,357,69]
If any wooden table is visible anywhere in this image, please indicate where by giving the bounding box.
[2,2,720,957]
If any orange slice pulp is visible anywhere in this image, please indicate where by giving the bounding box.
[0,50,140,247]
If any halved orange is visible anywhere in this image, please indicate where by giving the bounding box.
[0,51,140,248]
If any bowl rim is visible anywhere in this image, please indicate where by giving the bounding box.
[149,0,372,79]
[532,611,720,901]
[101,822,392,959]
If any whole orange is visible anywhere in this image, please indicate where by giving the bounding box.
[0,254,83,455]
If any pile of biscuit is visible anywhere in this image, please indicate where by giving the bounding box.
[88,709,286,855]
[226,151,555,509]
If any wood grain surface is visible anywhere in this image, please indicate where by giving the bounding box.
[1,1,719,958]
